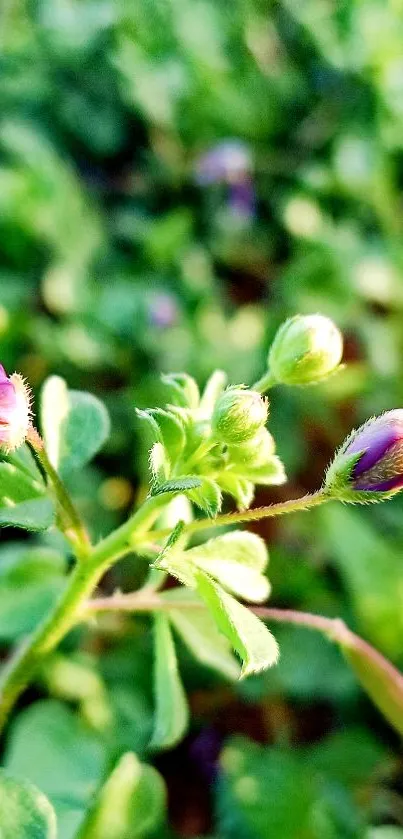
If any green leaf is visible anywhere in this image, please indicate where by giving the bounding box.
[237,456,287,486]
[367,830,403,838]
[149,442,170,485]
[41,376,110,478]
[152,556,194,588]
[59,391,110,476]
[100,640,155,758]
[161,373,200,408]
[152,522,195,588]
[307,727,390,790]
[162,589,240,681]
[187,531,270,603]
[149,467,220,516]
[324,449,366,502]
[0,544,67,640]
[218,474,254,510]
[5,701,107,839]
[137,408,186,466]
[1,445,45,482]
[191,531,269,572]
[135,408,161,439]
[148,409,186,463]
[78,753,166,839]
[40,377,70,469]
[218,737,317,839]
[0,461,55,531]
[187,477,222,517]
[196,571,279,677]
[0,497,55,531]
[43,653,112,732]
[0,769,56,839]
[150,476,202,497]
[199,370,227,416]
[154,494,194,530]
[150,613,189,750]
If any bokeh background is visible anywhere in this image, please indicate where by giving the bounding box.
[2,1,403,837]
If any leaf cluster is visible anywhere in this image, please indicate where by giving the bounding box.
[138,371,286,517]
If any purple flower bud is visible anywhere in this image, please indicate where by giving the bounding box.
[345,411,403,493]
[325,410,403,501]
[0,365,31,451]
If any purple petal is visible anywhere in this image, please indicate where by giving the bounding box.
[346,411,403,478]
[354,475,403,493]
[353,438,403,492]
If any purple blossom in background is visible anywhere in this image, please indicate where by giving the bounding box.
[195,140,252,185]
[345,410,403,492]
[194,140,255,220]
[148,293,178,329]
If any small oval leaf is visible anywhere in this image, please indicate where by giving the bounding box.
[188,531,270,603]
[41,377,110,477]
[150,614,189,750]
[0,769,57,839]
[150,476,202,497]
[77,753,166,839]
[196,570,279,677]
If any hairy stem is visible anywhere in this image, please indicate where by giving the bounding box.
[0,489,327,731]
[84,594,403,736]
[27,428,91,559]
[0,494,168,732]
[145,489,328,544]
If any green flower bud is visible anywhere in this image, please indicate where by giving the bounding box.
[268,314,343,386]
[212,387,268,444]
[227,427,275,467]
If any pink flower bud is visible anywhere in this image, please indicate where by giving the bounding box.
[0,365,31,451]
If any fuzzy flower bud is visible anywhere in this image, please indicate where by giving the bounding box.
[212,387,268,444]
[268,314,343,386]
[0,365,31,452]
[227,427,275,467]
[325,410,403,501]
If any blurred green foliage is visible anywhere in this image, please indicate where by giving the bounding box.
[1,0,403,837]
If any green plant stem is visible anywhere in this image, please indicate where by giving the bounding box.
[252,369,277,393]
[83,594,403,737]
[27,428,91,559]
[0,494,168,732]
[145,489,328,544]
[0,489,327,732]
